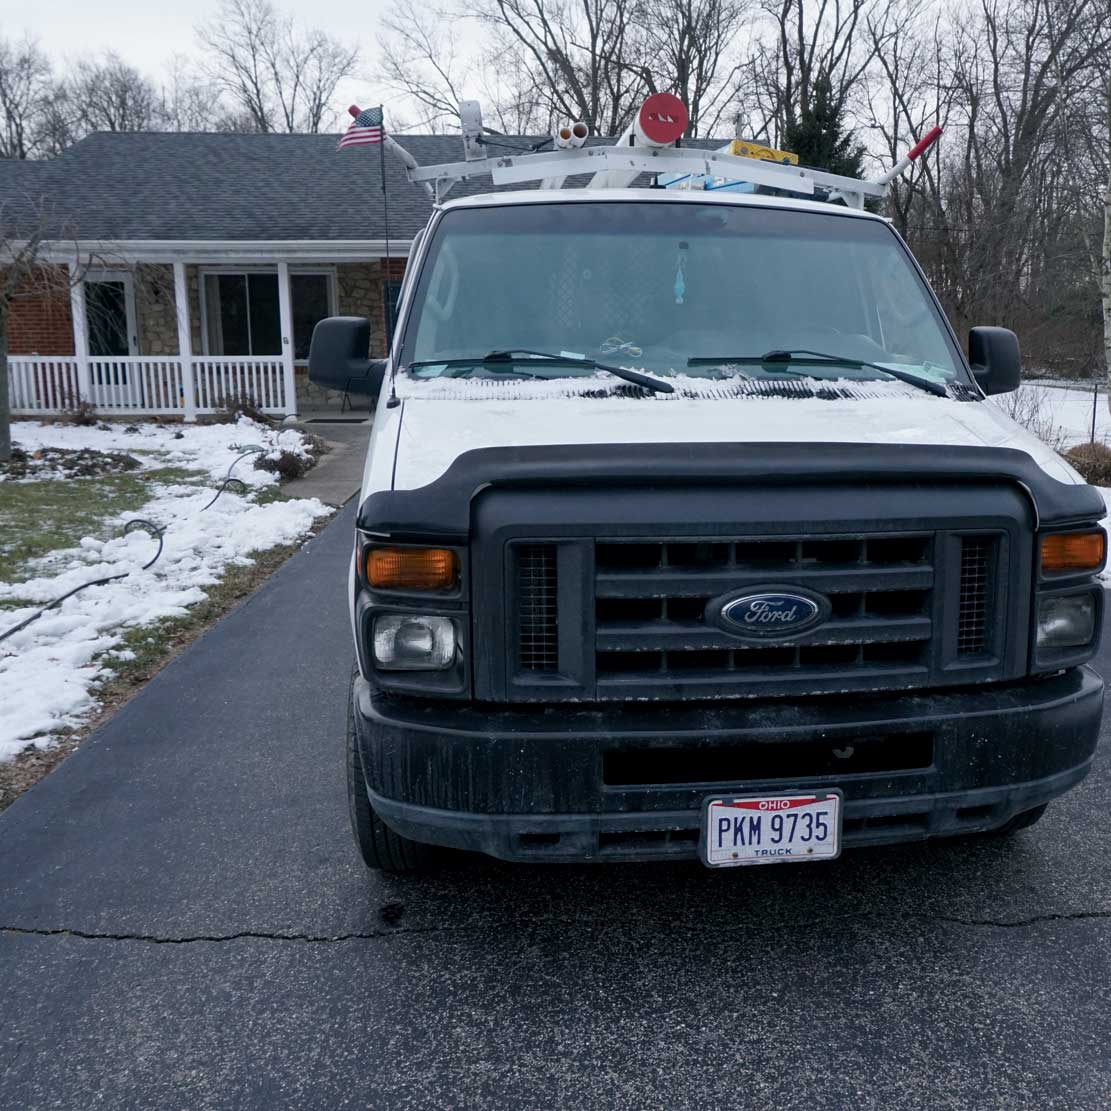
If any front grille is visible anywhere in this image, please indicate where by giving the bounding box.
[593,534,937,697]
[957,536,994,655]
[516,544,559,671]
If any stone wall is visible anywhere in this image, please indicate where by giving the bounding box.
[188,267,203,354]
[337,262,386,354]
[135,264,178,355]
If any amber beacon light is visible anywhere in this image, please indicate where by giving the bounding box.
[1040,531,1106,573]
[366,547,458,589]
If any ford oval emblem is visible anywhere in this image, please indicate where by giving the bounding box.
[713,587,829,640]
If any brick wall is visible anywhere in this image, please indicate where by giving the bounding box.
[8,265,74,355]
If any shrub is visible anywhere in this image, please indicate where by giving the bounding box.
[219,391,274,426]
[60,401,99,427]
[1064,442,1111,486]
[253,450,311,481]
[995,386,1068,453]
[251,433,325,483]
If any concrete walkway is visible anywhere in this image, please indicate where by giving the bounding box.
[282,411,373,506]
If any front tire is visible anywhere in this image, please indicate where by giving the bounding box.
[346,677,438,873]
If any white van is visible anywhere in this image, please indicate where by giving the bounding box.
[311,129,1105,873]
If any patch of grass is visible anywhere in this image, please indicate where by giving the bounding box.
[0,467,202,584]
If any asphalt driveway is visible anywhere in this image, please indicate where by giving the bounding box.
[2,502,1109,1110]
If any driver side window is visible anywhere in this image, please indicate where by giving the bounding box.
[870,247,951,366]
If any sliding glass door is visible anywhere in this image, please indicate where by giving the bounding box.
[202,270,334,360]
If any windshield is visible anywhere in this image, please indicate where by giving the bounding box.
[400,201,968,386]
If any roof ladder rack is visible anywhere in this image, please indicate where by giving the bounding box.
[387,95,942,208]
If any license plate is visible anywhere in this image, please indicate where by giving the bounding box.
[702,791,842,868]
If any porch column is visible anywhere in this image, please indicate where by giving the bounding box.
[68,263,90,406]
[277,260,297,416]
[173,261,197,422]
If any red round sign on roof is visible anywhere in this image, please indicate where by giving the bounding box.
[637,93,688,145]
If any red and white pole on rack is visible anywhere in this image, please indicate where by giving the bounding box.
[871,126,943,188]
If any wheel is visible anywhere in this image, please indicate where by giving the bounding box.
[993,803,1049,836]
[346,676,439,873]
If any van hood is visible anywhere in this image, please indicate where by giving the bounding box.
[390,389,1083,492]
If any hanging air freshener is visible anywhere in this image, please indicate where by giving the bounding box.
[674,242,688,304]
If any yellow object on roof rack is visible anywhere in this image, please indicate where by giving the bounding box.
[728,140,798,165]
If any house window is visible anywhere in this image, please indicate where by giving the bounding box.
[202,270,334,360]
[203,273,280,356]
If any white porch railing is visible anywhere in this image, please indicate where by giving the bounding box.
[9,356,82,412]
[8,355,292,418]
[193,357,287,412]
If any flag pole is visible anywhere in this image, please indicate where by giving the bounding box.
[377,107,400,409]
[378,106,394,352]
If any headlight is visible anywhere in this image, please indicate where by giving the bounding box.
[1037,594,1095,650]
[373,614,456,670]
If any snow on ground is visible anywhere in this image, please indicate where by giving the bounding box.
[995,382,1111,449]
[0,418,332,760]
[5,416,314,486]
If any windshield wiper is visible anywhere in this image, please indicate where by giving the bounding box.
[688,349,948,398]
[486,350,674,394]
[408,350,673,394]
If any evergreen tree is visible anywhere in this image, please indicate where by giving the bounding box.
[783,75,865,178]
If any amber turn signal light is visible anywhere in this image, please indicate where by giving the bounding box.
[1040,531,1106,573]
[366,547,458,590]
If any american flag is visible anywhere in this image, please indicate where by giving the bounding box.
[339,105,384,149]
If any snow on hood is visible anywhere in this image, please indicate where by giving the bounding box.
[390,379,1083,491]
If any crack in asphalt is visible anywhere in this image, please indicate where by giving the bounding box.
[3,909,1111,946]
[0,924,440,945]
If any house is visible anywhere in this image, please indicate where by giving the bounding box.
[0,132,469,419]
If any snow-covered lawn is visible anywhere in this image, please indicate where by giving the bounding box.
[998,382,1110,449]
[0,418,333,761]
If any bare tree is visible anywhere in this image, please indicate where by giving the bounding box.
[68,53,160,133]
[378,1,550,134]
[941,0,1110,333]
[379,2,479,130]
[1103,61,1111,403]
[0,35,52,159]
[0,197,88,462]
[197,0,358,133]
[157,57,229,132]
[629,0,754,136]
[744,0,888,146]
[475,0,649,135]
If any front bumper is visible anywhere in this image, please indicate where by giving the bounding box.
[353,667,1104,863]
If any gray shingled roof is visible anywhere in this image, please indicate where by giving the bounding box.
[0,131,723,243]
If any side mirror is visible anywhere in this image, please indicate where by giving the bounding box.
[308,316,386,397]
[969,326,1021,395]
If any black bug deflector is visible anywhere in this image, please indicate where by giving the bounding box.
[356,442,1105,542]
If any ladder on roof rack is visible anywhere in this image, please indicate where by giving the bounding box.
[391,94,942,208]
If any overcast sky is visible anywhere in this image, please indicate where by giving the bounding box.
[0,0,395,119]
